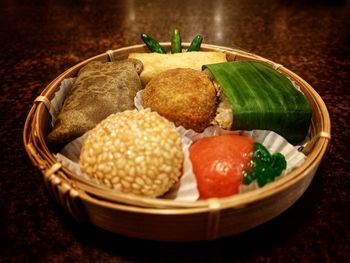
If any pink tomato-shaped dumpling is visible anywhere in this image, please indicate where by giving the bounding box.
[189,135,254,199]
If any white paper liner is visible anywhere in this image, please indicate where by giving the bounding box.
[51,76,306,203]
[56,124,305,202]
[49,78,75,127]
[179,126,306,194]
[56,121,199,202]
[134,89,144,111]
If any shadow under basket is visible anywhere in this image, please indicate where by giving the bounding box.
[23,43,331,241]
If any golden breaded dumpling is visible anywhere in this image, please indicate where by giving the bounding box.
[142,68,217,132]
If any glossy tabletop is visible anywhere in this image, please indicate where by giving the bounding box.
[0,0,349,262]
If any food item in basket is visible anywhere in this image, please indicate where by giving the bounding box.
[140,29,202,54]
[171,28,182,54]
[47,59,143,145]
[189,135,287,199]
[190,135,254,199]
[142,68,218,132]
[79,110,184,197]
[242,143,287,187]
[128,51,227,85]
[141,33,167,54]
[203,61,312,143]
[187,35,203,52]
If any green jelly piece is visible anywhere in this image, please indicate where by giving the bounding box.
[271,152,287,173]
[253,143,272,163]
[243,171,254,185]
[242,143,287,187]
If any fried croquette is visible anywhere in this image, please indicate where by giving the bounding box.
[142,68,218,132]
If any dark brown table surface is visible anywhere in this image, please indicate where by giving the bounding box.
[1,0,349,262]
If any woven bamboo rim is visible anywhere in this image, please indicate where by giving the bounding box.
[23,43,330,239]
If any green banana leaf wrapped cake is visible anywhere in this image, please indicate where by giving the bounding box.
[204,61,312,143]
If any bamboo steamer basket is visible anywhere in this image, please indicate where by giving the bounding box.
[23,43,331,241]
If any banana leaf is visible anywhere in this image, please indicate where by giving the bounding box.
[203,61,312,143]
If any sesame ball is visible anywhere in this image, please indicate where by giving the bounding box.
[79,110,184,197]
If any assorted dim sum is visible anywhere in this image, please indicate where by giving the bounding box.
[48,35,312,200]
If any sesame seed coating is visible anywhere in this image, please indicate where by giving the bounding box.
[79,110,184,197]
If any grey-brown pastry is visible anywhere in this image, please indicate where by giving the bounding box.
[47,58,143,145]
